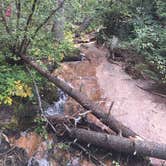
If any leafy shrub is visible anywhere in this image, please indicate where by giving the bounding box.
[0,62,32,105]
[99,1,135,40]
[130,25,166,83]
[98,0,166,85]
[0,1,78,106]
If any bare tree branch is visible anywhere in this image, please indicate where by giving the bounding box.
[26,65,57,133]
[15,0,21,30]
[19,0,38,53]
[14,0,21,51]
[26,65,43,113]
[25,0,65,49]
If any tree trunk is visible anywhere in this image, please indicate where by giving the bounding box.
[75,17,92,37]
[70,128,166,160]
[52,0,65,42]
[21,54,139,138]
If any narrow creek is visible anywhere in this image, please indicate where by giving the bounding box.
[9,42,166,165]
[45,89,67,116]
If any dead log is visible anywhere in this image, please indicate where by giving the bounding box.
[46,113,116,135]
[70,128,166,160]
[85,113,116,134]
[46,114,73,124]
[20,54,139,138]
[75,17,92,37]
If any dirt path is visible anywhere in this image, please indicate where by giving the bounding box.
[95,46,166,165]
[96,49,166,143]
[55,42,166,165]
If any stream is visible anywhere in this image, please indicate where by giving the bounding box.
[45,89,67,116]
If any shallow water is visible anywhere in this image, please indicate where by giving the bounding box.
[45,89,67,116]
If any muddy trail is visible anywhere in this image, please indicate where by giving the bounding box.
[55,42,166,165]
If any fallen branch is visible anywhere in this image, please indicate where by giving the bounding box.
[73,142,105,166]
[19,54,139,138]
[20,0,38,53]
[70,128,166,160]
[25,0,65,49]
[47,112,116,135]
[85,113,116,134]
[26,66,57,133]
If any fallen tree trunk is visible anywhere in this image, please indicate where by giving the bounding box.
[61,54,82,62]
[20,54,138,138]
[75,17,92,37]
[70,128,166,160]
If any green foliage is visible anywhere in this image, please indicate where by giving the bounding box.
[34,116,48,139]
[130,24,166,83]
[29,30,77,63]
[57,142,70,151]
[98,0,166,84]
[65,0,102,23]
[29,32,55,58]
[130,26,159,55]
[0,55,33,105]
[0,0,77,106]
[64,0,109,33]
[156,0,166,18]
[0,0,56,45]
[57,31,78,58]
[150,55,166,83]
[98,0,135,40]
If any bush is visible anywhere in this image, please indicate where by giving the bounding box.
[0,1,78,106]
[98,1,136,40]
[98,0,166,85]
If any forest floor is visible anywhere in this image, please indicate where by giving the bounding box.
[1,39,166,166]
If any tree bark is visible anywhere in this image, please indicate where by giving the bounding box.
[75,17,92,37]
[70,128,166,160]
[20,54,139,138]
[52,0,65,42]
[47,113,116,135]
